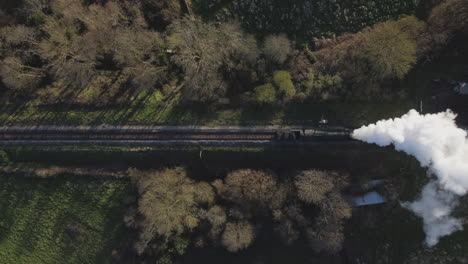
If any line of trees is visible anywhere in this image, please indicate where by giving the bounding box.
[1,0,466,106]
[125,167,352,262]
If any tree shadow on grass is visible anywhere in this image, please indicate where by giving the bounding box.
[237,104,285,125]
[0,100,36,125]
[92,184,137,264]
[161,102,220,125]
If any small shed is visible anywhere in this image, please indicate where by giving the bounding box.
[454,82,468,95]
[351,191,386,207]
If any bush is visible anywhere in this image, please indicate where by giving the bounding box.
[303,73,342,100]
[305,49,317,64]
[26,13,46,26]
[253,83,276,104]
[273,71,296,102]
[0,150,10,165]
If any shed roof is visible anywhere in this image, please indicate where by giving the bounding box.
[454,82,468,95]
[351,191,386,207]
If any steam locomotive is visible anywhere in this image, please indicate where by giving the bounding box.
[0,126,354,143]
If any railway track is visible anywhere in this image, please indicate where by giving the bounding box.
[0,126,355,145]
[0,131,277,141]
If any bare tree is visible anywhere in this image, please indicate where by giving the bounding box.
[275,218,300,246]
[33,0,166,99]
[318,191,352,223]
[263,34,293,64]
[220,169,278,207]
[38,1,111,88]
[295,170,335,204]
[141,0,181,29]
[206,205,227,227]
[428,0,468,48]
[129,168,208,254]
[20,0,49,17]
[221,221,255,252]
[307,222,345,254]
[168,17,257,101]
[205,205,227,239]
[0,57,44,92]
[113,28,167,91]
[307,191,352,254]
[0,25,39,59]
[194,182,215,205]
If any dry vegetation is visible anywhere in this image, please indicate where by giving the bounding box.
[221,221,255,252]
[1,0,465,109]
[128,168,215,253]
[122,167,352,261]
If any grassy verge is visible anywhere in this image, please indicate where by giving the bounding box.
[0,54,465,127]
[0,97,417,127]
[0,174,132,264]
[0,143,419,184]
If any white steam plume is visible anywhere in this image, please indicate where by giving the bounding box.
[352,109,468,246]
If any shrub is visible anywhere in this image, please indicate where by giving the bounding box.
[0,150,10,165]
[273,71,296,102]
[253,83,276,104]
[26,13,46,26]
[147,90,165,105]
[303,73,342,100]
[305,49,317,64]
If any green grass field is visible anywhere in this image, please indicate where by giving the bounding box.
[0,174,131,264]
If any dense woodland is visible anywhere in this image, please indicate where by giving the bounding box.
[0,0,466,109]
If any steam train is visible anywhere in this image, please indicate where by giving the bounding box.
[0,126,354,143]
